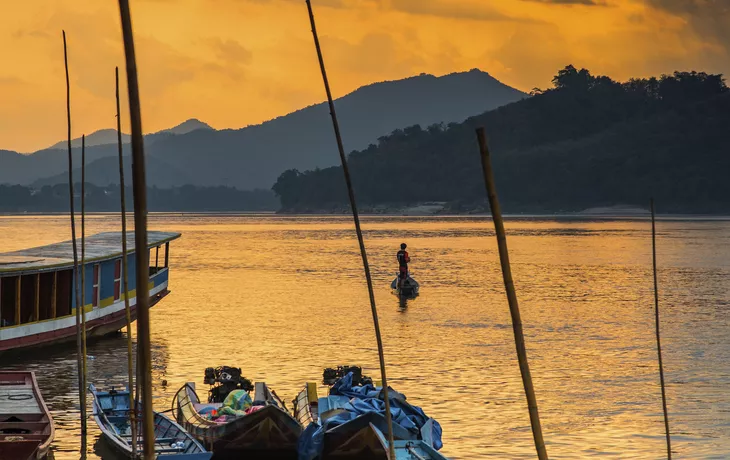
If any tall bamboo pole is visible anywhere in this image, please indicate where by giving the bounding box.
[651,199,672,459]
[63,30,87,459]
[116,66,137,455]
[304,2,396,457]
[81,134,88,405]
[475,128,547,460]
[116,2,154,456]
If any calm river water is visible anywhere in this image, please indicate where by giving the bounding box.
[1,214,729,459]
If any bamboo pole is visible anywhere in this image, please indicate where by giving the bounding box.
[81,134,88,405]
[116,65,137,456]
[63,30,87,458]
[475,128,547,460]
[651,199,672,459]
[116,2,154,456]
[304,2,396,458]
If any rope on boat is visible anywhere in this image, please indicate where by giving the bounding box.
[406,443,428,460]
[63,30,87,459]
[5,394,33,401]
[651,199,672,459]
[304,2,396,458]
[116,65,138,457]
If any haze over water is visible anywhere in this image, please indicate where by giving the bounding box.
[1,214,729,459]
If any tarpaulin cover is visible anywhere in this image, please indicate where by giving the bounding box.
[298,373,443,460]
[216,390,253,417]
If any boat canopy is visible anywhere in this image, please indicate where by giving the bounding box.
[0,231,180,275]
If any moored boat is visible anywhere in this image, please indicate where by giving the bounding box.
[0,371,54,460]
[173,366,302,459]
[293,366,444,460]
[90,384,211,459]
[0,231,180,355]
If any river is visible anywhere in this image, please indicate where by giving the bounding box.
[1,214,729,459]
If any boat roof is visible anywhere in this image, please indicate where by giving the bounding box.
[0,231,180,275]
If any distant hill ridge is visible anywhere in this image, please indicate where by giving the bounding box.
[48,118,213,150]
[0,69,526,189]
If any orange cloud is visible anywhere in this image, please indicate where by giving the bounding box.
[0,0,727,153]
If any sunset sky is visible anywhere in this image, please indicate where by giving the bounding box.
[1,0,728,152]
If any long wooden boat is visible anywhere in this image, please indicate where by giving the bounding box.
[174,381,302,459]
[90,384,211,459]
[293,370,445,460]
[0,371,54,460]
[0,231,180,354]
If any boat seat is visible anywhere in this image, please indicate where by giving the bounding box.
[121,436,178,444]
[0,421,49,433]
[0,433,48,440]
[154,437,179,444]
[156,446,186,453]
[106,416,128,425]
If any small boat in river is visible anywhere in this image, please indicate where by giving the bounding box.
[293,366,445,460]
[0,231,180,355]
[90,384,211,459]
[173,366,301,459]
[391,274,420,298]
[0,371,54,460]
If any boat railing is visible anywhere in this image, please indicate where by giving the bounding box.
[149,266,168,277]
[292,383,317,426]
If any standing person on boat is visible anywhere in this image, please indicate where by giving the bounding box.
[396,243,411,289]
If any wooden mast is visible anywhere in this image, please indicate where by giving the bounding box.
[63,30,87,459]
[475,127,548,460]
[651,199,672,459]
[116,65,137,456]
[304,1,396,458]
[116,2,154,456]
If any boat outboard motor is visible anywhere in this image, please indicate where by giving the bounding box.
[322,365,373,386]
[204,366,254,403]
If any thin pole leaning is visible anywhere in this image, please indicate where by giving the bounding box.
[475,128,548,460]
[304,2,396,458]
[116,66,137,456]
[116,1,154,456]
[63,30,87,459]
[81,134,89,422]
[651,199,672,459]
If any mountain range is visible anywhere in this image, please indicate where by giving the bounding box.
[0,70,526,190]
[272,66,730,214]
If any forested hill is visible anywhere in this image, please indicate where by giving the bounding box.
[0,184,277,212]
[272,66,730,214]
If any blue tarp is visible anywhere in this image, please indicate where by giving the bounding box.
[298,372,443,460]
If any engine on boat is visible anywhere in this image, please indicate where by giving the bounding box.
[322,365,373,386]
[204,366,254,403]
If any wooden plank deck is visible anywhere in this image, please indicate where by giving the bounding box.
[0,384,41,415]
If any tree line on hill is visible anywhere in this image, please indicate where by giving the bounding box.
[0,184,278,212]
[272,65,730,214]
